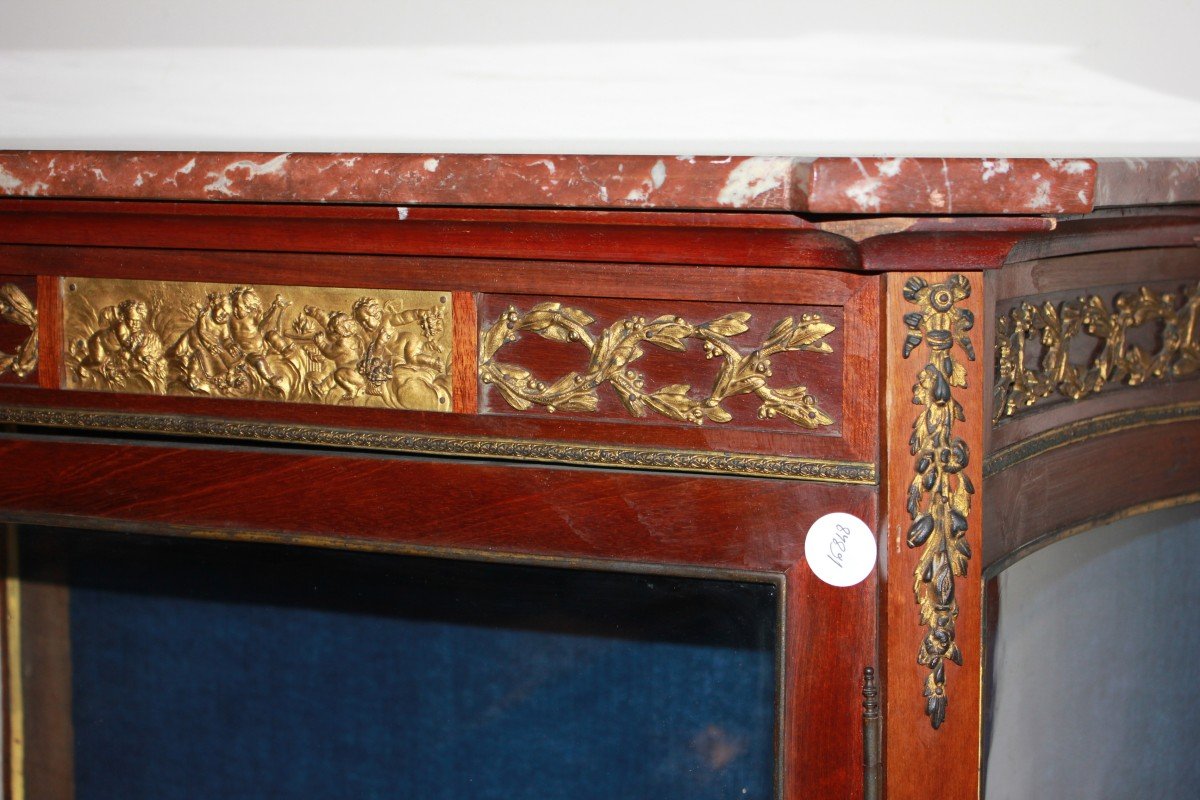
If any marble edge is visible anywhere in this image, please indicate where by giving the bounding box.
[1093,158,1200,208]
[0,151,1196,214]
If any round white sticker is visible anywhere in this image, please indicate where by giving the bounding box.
[804,512,877,587]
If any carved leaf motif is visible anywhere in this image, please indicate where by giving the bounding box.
[615,386,647,417]
[760,386,834,428]
[552,392,599,413]
[949,360,968,388]
[647,335,687,352]
[480,312,519,361]
[540,373,599,413]
[556,305,596,328]
[766,316,795,343]
[787,320,836,351]
[486,368,535,411]
[703,405,734,424]
[644,384,700,423]
[716,369,767,400]
[524,302,594,329]
[588,326,644,374]
[647,315,694,339]
[701,312,751,338]
[526,318,575,344]
[0,284,36,328]
[13,330,38,377]
[521,302,590,343]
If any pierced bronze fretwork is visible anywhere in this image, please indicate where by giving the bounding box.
[994,283,1200,422]
[0,283,37,379]
[902,274,975,729]
[480,302,836,427]
[63,278,453,411]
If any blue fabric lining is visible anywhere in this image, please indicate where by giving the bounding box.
[54,532,777,799]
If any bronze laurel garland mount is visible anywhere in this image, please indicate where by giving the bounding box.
[480,302,836,428]
[902,274,975,730]
[0,283,38,379]
[994,282,1200,422]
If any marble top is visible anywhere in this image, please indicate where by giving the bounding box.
[0,152,1197,214]
[3,3,1199,213]
[2,34,1199,158]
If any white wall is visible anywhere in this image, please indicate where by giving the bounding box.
[1,3,1198,158]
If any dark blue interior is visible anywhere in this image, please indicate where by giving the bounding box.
[29,529,778,800]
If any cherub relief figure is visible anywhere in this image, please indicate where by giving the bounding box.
[74,299,168,392]
[353,298,448,407]
[356,300,444,372]
[226,287,294,395]
[294,296,448,408]
[167,290,236,394]
[291,307,368,403]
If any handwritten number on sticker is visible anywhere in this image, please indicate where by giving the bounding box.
[826,523,852,568]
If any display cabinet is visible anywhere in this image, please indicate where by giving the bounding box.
[0,152,1197,799]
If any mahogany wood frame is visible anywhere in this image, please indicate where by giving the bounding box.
[0,181,1197,800]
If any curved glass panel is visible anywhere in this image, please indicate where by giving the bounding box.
[984,503,1200,799]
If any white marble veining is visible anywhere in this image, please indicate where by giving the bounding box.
[1,28,1198,156]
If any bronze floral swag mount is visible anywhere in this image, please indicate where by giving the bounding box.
[480,302,837,427]
[901,274,976,730]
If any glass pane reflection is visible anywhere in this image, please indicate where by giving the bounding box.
[984,503,1200,799]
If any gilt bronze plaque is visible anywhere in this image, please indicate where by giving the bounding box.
[63,278,453,411]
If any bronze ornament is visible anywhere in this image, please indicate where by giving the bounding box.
[985,400,1200,476]
[480,302,836,427]
[62,278,453,411]
[902,274,975,730]
[0,405,877,484]
[994,283,1200,422]
[0,284,37,380]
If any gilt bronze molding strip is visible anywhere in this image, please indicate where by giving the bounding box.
[0,405,877,485]
[901,274,976,729]
[984,401,1200,477]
